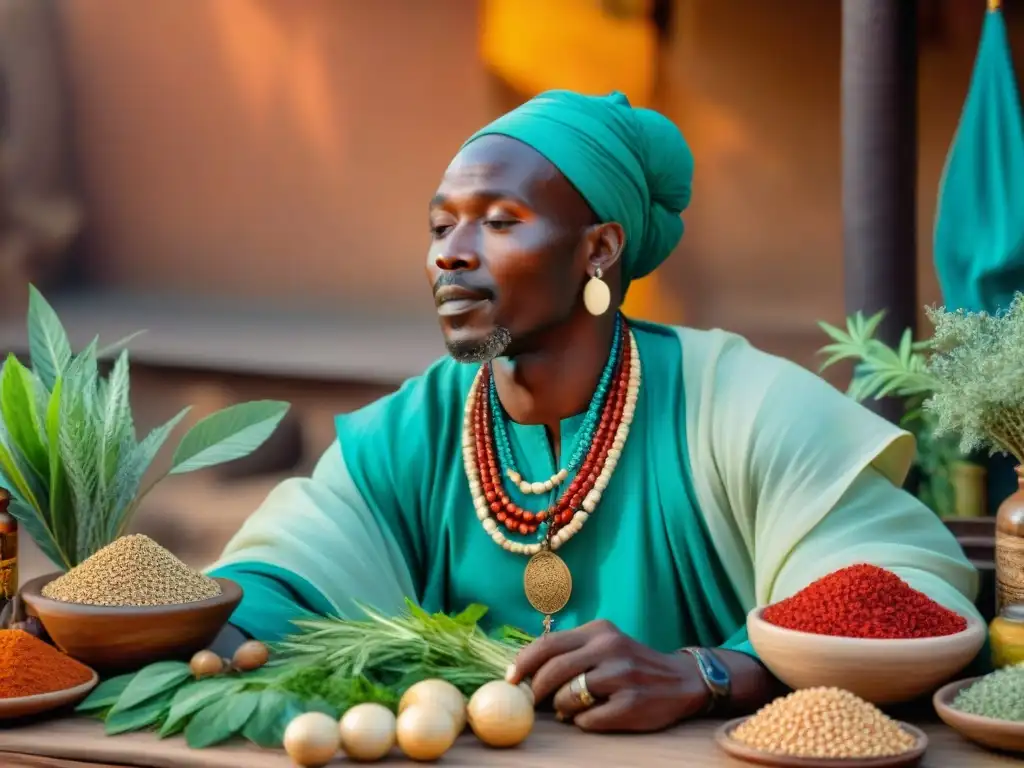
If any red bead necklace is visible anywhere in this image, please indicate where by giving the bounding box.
[470,321,633,540]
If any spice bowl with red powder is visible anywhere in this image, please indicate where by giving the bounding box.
[747,564,987,704]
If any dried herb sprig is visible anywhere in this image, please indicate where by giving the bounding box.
[925,293,1024,463]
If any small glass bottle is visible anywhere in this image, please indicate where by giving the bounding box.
[990,603,1024,669]
[0,488,16,613]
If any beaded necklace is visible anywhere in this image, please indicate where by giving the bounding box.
[489,314,624,496]
[462,317,642,632]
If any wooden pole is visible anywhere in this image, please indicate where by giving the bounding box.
[841,0,919,424]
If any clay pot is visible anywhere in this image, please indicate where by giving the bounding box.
[995,467,1024,613]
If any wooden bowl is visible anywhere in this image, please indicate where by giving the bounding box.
[747,606,986,704]
[933,676,1024,753]
[19,573,242,673]
[715,717,927,767]
[0,669,98,721]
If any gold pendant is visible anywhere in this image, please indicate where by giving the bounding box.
[523,550,572,634]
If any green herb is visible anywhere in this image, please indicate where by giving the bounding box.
[79,600,530,750]
[242,689,306,749]
[276,666,400,712]
[185,691,261,749]
[817,309,965,516]
[110,662,193,713]
[0,285,292,569]
[952,665,1024,721]
[818,310,938,403]
[925,294,1024,462]
[159,677,244,738]
[275,598,530,697]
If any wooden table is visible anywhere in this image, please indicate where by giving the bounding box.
[0,715,1019,767]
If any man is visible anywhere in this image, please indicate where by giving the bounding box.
[207,91,981,732]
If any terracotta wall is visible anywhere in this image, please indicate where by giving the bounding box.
[53,0,1019,337]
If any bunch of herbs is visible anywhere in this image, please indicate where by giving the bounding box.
[77,601,531,749]
[275,598,532,697]
[925,293,1024,463]
[0,285,291,569]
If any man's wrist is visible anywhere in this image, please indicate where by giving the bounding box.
[677,646,731,715]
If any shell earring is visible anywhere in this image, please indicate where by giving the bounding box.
[583,267,611,316]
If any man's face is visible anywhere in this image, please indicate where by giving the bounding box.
[426,136,596,363]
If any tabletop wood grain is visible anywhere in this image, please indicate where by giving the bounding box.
[0,715,1019,767]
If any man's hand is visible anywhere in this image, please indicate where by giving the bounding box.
[505,619,711,733]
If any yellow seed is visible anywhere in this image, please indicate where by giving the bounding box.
[732,687,916,759]
[41,534,221,607]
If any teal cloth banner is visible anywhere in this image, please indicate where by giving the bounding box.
[934,7,1024,315]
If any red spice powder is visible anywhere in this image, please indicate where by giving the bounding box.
[0,629,94,698]
[762,564,968,639]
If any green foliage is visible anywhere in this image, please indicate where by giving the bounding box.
[817,311,938,402]
[77,600,531,750]
[276,598,530,697]
[925,293,1024,464]
[817,310,963,517]
[0,285,292,568]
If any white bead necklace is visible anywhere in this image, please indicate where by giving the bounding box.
[462,329,641,555]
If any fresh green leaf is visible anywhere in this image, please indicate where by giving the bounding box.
[97,350,132,497]
[110,661,192,715]
[159,677,244,738]
[110,407,190,540]
[1,354,49,479]
[27,284,72,391]
[104,688,176,736]
[453,603,488,626]
[242,689,304,749]
[77,673,136,713]
[44,377,75,564]
[97,330,147,359]
[303,697,338,719]
[0,439,41,515]
[169,401,290,475]
[184,691,260,749]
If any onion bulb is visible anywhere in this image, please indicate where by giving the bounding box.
[339,703,397,762]
[467,680,535,748]
[399,679,467,734]
[189,650,223,679]
[396,705,457,762]
[283,712,341,767]
[232,640,270,671]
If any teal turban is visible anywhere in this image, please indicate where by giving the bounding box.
[463,90,694,286]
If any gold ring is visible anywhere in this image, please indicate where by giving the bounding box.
[569,672,595,708]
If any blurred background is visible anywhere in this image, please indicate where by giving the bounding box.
[0,0,1017,588]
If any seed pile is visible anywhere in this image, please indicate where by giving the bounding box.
[42,534,221,606]
[731,687,917,759]
[762,563,967,638]
[0,629,94,698]
[953,664,1024,721]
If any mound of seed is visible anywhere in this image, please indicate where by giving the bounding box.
[42,534,221,606]
[731,687,917,759]
[953,664,1024,721]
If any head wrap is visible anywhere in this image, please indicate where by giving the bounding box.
[462,90,693,287]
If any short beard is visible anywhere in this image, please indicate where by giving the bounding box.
[446,326,512,364]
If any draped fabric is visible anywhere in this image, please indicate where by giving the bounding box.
[208,323,982,657]
[934,5,1024,315]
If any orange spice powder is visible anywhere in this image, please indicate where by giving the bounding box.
[0,629,93,698]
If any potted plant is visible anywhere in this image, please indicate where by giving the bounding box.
[922,295,1024,612]
[0,285,291,571]
[816,310,974,519]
